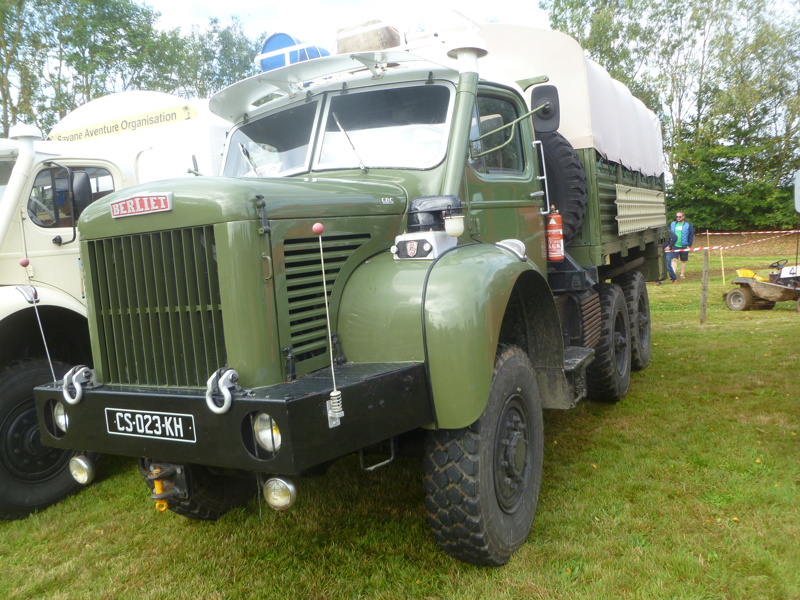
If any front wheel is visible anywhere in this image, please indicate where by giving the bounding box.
[0,360,96,520]
[725,287,753,311]
[423,346,544,566]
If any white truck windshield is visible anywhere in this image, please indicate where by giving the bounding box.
[0,160,12,200]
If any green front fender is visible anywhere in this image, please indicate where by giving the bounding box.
[423,244,539,428]
[337,244,543,430]
[337,253,428,364]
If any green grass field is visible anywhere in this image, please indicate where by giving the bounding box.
[3,237,799,600]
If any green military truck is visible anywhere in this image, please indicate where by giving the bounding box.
[35,24,667,565]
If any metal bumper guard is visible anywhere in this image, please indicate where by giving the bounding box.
[35,362,432,475]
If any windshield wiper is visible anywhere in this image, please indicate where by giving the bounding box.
[331,112,368,174]
[239,143,260,174]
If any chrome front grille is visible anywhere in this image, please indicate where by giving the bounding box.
[85,226,225,387]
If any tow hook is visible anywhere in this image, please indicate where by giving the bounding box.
[62,365,96,405]
[143,462,188,512]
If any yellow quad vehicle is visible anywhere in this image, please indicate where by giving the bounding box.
[724,259,800,311]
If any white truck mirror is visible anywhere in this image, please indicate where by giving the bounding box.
[795,170,800,213]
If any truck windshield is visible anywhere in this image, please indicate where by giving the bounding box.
[0,160,12,201]
[223,84,451,177]
[225,101,320,178]
[317,85,450,171]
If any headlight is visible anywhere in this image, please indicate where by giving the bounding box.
[69,455,96,485]
[263,478,296,511]
[253,413,281,452]
[54,402,69,433]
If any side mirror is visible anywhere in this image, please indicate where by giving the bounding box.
[72,171,92,218]
[530,84,560,133]
[44,161,85,246]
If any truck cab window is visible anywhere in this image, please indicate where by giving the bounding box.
[224,100,320,177]
[469,96,524,175]
[317,85,450,171]
[27,166,114,228]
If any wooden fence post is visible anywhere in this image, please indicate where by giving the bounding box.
[700,249,709,323]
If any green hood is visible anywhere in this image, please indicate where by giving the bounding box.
[79,175,409,239]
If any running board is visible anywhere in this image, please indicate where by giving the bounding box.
[538,346,594,410]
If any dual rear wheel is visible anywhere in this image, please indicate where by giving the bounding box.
[587,282,633,402]
[617,271,651,371]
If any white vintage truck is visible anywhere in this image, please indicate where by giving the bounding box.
[0,91,228,519]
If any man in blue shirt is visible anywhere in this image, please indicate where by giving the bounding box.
[662,230,679,283]
[669,212,695,280]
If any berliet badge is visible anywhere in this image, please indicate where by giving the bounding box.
[110,192,173,218]
[407,240,418,257]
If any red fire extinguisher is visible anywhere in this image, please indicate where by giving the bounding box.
[547,211,564,262]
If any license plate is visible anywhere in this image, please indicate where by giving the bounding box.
[105,408,196,443]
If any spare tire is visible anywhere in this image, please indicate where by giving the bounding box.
[536,130,588,245]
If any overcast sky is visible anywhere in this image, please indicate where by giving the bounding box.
[140,0,550,49]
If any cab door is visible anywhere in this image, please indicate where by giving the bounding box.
[465,88,546,271]
[19,163,118,301]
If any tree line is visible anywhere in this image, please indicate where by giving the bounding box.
[2,0,799,231]
[540,0,800,231]
[0,0,261,135]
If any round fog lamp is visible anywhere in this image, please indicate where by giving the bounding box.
[53,402,69,433]
[69,455,96,485]
[253,413,281,452]
[263,478,296,511]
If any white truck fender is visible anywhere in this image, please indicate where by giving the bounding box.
[0,284,86,324]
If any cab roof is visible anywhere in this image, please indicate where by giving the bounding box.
[209,50,455,124]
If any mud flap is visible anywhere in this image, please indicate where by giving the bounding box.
[531,346,593,410]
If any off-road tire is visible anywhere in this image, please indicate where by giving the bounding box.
[616,271,651,371]
[143,463,256,520]
[423,346,544,566]
[586,283,631,403]
[725,287,753,311]
[537,130,588,244]
[0,360,96,520]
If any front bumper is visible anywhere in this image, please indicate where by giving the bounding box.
[35,362,432,475]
